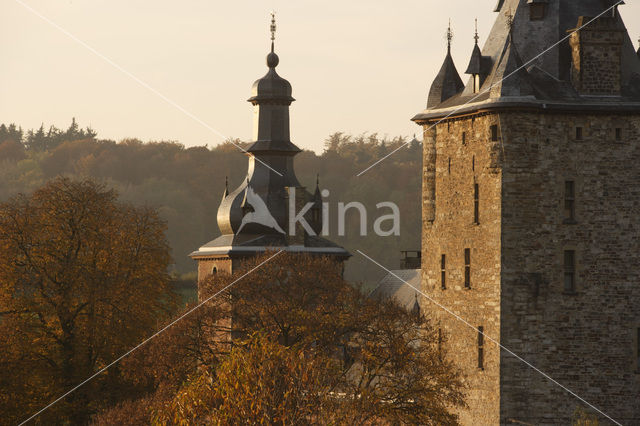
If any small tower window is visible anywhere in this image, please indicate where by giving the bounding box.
[564,250,576,293]
[575,127,583,141]
[474,184,480,224]
[448,158,451,175]
[615,128,622,141]
[441,254,447,290]
[464,248,471,289]
[490,125,499,141]
[212,266,218,275]
[477,326,485,370]
[472,155,475,172]
[529,3,546,21]
[462,132,467,145]
[473,74,481,93]
[564,181,576,223]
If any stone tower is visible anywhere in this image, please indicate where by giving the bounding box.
[412,0,640,424]
[190,16,349,292]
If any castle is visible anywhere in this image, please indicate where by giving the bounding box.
[412,0,640,424]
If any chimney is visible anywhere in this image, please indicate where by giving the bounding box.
[569,16,624,96]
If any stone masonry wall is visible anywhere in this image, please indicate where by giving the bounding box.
[422,110,640,425]
[499,111,640,425]
[421,114,503,426]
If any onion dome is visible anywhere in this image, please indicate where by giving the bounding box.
[247,44,295,105]
[427,22,465,108]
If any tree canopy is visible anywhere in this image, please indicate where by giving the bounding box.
[0,177,179,424]
[94,253,466,425]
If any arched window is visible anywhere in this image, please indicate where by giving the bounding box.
[212,266,218,275]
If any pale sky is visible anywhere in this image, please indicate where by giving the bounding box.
[1,0,639,153]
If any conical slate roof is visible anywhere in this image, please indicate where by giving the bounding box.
[427,51,465,108]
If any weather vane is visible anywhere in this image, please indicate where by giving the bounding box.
[474,18,479,44]
[270,11,277,42]
[446,19,453,52]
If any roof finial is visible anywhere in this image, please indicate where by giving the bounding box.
[446,19,453,53]
[474,18,479,45]
[316,173,320,187]
[270,11,277,53]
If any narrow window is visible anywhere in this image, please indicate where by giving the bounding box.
[636,328,640,371]
[478,326,485,370]
[615,128,622,141]
[438,328,443,360]
[474,184,480,224]
[441,254,446,290]
[464,248,471,289]
[472,155,475,172]
[490,125,498,141]
[462,132,467,145]
[212,266,218,275]
[575,127,583,140]
[448,158,451,175]
[564,181,575,222]
[564,250,576,293]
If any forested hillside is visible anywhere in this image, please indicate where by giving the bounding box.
[0,120,421,287]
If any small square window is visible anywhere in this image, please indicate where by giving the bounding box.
[490,125,499,142]
[575,127,583,140]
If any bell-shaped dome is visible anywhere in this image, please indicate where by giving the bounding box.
[248,46,295,105]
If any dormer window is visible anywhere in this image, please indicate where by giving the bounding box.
[529,1,547,21]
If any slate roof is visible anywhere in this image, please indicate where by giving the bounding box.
[414,0,640,122]
[369,269,422,313]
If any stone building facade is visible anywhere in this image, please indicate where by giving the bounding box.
[413,0,640,424]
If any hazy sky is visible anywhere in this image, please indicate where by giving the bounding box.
[1,0,639,153]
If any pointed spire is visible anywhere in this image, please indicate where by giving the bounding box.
[428,21,464,108]
[637,36,640,58]
[411,293,421,317]
[466,19,484,75]
[314,174,322,200]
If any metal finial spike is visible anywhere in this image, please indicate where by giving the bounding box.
[474,18,480,44]
[270,11,276,42]
[225,176,228,190]
[446,19,453,53]
[316,174,320,186]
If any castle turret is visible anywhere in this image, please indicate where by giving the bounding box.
[190,14,349,284]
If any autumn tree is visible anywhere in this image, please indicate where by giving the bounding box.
[118,253,465,425]
[0,177,178,424]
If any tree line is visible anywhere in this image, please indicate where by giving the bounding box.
[0,119,422,288]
